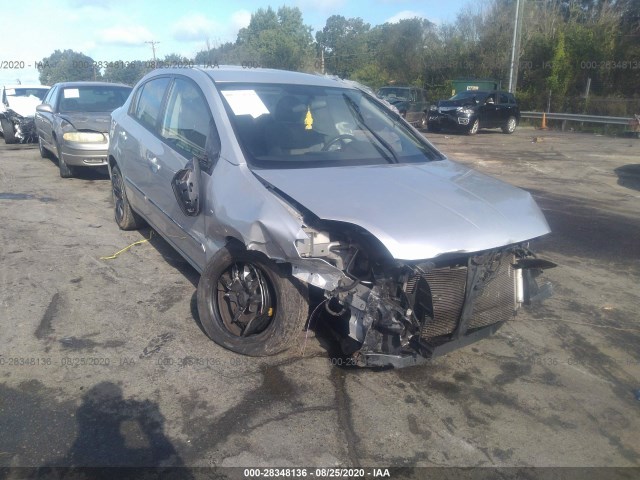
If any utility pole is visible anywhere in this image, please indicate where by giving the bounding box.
[145,40,160,68]
[508,0,525,93]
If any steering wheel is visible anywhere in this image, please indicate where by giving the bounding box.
[321,134,356,152]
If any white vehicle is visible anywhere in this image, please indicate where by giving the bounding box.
[0,84,50,143]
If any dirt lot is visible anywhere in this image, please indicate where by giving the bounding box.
[0,126,639,472]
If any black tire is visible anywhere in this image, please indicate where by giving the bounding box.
[502,116,517,134]
[1,118,17,144]
[197,247,309,356]
[55,139,74,178]
[111,164,143,230]
[467,118,480,135]
[38,136,50,158]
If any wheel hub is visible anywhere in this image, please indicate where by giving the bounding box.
[217,262,274,336]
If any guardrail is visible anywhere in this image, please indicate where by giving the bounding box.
[521,111,636,126]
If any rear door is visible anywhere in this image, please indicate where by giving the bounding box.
[146,76,214,269]
[497,92,512,126]
[118,76,171,216]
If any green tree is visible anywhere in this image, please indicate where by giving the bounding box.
[237,6,313,70]
[38,50,97,85]
[546,31,572,109]
[367,18,435,85]
[102,61,152,86]
[316,15,371,77]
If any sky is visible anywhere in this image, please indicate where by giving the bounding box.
[0,0,471,85]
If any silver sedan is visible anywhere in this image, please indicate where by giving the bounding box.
[108,67,555,367]
[35,81,131,178]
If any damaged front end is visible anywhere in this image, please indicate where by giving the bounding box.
[294,223,554,368]
[2,110,37,143]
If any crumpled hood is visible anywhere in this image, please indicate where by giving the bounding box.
[59,112,111,133]
[6,96,42,118]
[255,160,550,260]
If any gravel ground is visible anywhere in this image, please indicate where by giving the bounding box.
[0,126,638,473]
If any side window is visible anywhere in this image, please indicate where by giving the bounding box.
[43,86,57,107]
[134,77,170,131]
[160,78,213,161]
[499,93,509,104]
[128,87,141,116]
[508,93,517,105]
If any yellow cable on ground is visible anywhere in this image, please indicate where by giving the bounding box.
[100,231,154,260]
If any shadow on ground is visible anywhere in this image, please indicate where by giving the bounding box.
[0,381,194,477]
[615,164,640,191]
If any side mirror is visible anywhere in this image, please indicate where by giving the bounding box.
[36,104,53,113]
[172,156,201,217]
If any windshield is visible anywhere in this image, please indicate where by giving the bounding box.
[219,83,443,169]
[59,86,132,113]
[377,87,410,101]
[7,88,49,101]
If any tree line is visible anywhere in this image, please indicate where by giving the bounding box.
[38,1,639,115]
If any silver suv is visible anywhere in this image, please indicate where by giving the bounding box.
[108,67,554,367]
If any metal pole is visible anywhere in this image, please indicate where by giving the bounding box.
[508,0,522,93]
[145,41,160,68]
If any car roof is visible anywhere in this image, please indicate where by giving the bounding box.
[3,84,50,90]
[145,66,356,89]
[52,81,131,88]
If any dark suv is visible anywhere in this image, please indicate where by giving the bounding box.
[428,90,520,135]
[376,86,429,129]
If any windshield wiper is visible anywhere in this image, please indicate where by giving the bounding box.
[342,93,399,164]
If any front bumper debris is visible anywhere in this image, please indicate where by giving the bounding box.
[328,247,555,368]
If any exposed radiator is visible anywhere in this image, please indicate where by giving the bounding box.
[406,254,517,341]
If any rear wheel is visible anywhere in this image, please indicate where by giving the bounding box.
[197,247,308,356]
[0,118,17,144]
[111,164,143,230]
[502,116,517,134]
